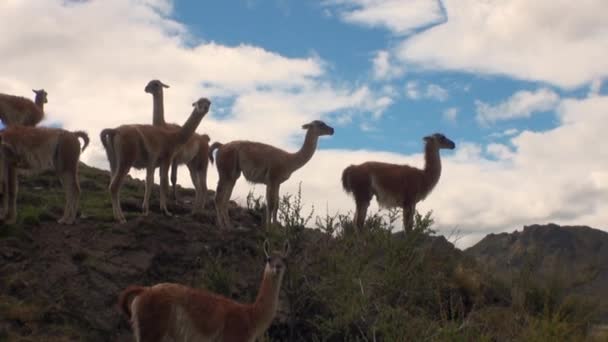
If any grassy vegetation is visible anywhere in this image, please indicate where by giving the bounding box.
[238,187,600,341]
[1,164,148,229]
[1,167,602,341]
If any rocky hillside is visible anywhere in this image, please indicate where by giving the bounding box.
[466,223,608,320]
[0,164,604,341]
[0,165,271,341]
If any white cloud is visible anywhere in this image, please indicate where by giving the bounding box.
[359,122,376,132]
[371,50,405,80]
[425,84,448,101]
[488,128,519,139]
[502,128,519,136]
[396,0,608,88]
[443,107,458,122]
[405,81,421,99]
[328,0,608,88]
[475,88,560,125]
[588,79,602,97]
[486,143,514,160]
[324,0,445,35]
[405,81,448,101]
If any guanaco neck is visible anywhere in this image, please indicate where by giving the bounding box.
[422,142,442,192]
[175,108,205,145]
[34,97,44,113]
[289,129,319,172]
[250,267,284,337]
[152,90,166,126]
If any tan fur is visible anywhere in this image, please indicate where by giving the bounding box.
[145,80,212,214]
[144,79,170,127]
[0,126,88,224]
[0,89,46,127]
[170,133,211,213]
[99,98,211,223]
[210,120,334,229]
[342,133,455,232]
[118,240,289,342]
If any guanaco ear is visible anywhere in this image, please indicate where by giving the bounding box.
[282,240,290,257]
[302,123,311,129]
[160,81,170,88]
[423,135,432,142]
[263,239,271,259]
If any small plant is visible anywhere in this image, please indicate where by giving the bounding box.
[278,183,313,231]
[246,189,265,213]
[314,205,352,236]
[413,210,436,234]
[196,252,234,297]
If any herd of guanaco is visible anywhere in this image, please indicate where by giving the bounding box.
[0,81,455,341]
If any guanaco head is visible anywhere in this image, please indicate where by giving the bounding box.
[423,133,456,150]
[32,89,47,104]
[192,97,211,113]
[263,239,290,278]
[302,120,334,137]
[144,79,170,95]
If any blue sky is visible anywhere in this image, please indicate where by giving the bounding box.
[171,0,589,155]
[1,0,607,247]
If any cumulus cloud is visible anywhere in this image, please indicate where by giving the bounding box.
[405,81,448,101]
[588,79,603,97]
[323,0,445,35]
[475,88,560,125]
[443,107,458,122]
[371,50,405,80]
[328,0,608,88]
[425,84,448,101]
[396,0,608,88]
[488,128,520,139]
[405,81,421,99]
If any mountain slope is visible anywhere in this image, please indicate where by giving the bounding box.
[466,223,608,320]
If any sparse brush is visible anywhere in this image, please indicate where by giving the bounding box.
[246,189,265,213]
[195,251,235,297]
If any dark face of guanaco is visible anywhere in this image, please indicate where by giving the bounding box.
[32,89,47,104]
[192,98,211,113]
[144,79,169,95]
[302,120,335,137]
[424,133,456,150]
[263,240,290,278]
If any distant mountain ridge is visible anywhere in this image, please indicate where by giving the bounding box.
[466,223,608,320]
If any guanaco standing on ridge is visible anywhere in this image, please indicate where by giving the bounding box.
[145,79,212,214]
[0,125,89,224]
[100,97,211,223]
[0,89,47,127]
[209,120,334,230]
[342,133,455,232]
